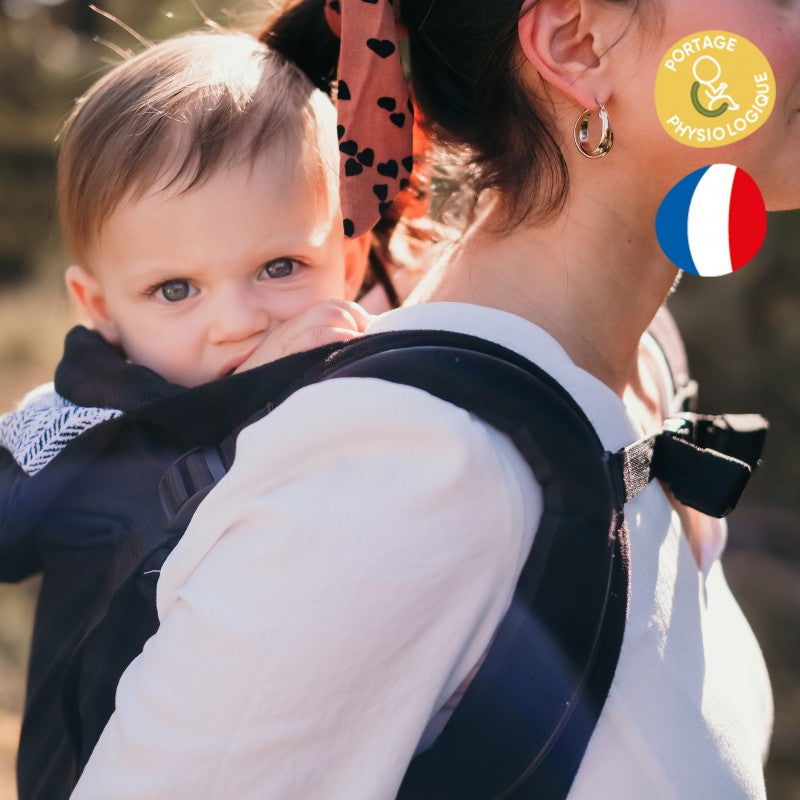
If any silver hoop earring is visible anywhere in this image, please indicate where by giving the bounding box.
[573,104,613,159]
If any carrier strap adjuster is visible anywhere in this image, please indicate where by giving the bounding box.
[607,412,768,517]
[158,441,235,531]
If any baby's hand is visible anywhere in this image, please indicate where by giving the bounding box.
[234,300,374,374]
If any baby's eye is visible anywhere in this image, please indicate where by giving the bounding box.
[158,279,195,302]
[262,258,298,279]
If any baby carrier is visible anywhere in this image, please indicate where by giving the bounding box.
[56,325,766,800]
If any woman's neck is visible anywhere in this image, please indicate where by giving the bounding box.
[410,183,679,398]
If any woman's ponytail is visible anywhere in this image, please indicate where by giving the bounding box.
[261,0,436,310]
[259,0,339,95]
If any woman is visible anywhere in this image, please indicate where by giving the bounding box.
[73,0,796,797]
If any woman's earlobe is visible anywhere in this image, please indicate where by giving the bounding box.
[517,0,614,111]
[64,264,121,344]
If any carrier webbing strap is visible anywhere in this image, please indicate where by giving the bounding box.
[157,428,246,533]
[608,412,768,517]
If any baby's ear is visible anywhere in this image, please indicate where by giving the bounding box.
[64,265,120,345]
[343,233,372,301]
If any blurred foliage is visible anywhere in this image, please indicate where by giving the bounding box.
[0,1,798,798]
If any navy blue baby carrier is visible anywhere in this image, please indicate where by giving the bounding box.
[55,328,765,799]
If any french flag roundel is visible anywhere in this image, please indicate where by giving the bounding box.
[655,164,766,277]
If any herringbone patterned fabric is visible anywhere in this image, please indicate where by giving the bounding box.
[0,383,121,475]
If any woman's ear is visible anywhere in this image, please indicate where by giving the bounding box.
[64,264,121,345]
[517,0,619,110]
[343,232,372,301]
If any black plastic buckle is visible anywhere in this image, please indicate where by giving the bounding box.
[654,413,768,518]
[687,414,767,470]
[158,445,229,532]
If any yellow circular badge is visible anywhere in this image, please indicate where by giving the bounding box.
[655,31,775,148]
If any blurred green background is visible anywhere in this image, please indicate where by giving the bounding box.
[0,1,798,798]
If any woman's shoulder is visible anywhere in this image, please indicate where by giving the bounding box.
[157,372,543,636]
[368,302,641,450]
[238,372,541,514]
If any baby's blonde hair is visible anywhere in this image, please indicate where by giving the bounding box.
[58,30,337,262]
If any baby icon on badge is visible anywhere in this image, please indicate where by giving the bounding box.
[691,56,739,117]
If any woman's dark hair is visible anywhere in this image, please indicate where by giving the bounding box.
[262,0,644,232]
[401,0,566,228]
[260,0,339,96]
[262,0,417,307]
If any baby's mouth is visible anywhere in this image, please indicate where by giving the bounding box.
[219,348,257,379]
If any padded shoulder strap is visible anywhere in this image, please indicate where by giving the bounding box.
[312,332,627,800]
[314,330,601,433]
[156,329,628,799]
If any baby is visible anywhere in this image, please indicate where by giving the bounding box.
[0,30,376,800]
[60,31,372,387]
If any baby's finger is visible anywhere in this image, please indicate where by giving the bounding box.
[309,299,374,333]
[337,300,375,332]
[305,325,362,350]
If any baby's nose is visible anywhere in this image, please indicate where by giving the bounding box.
[208,287,269,343]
